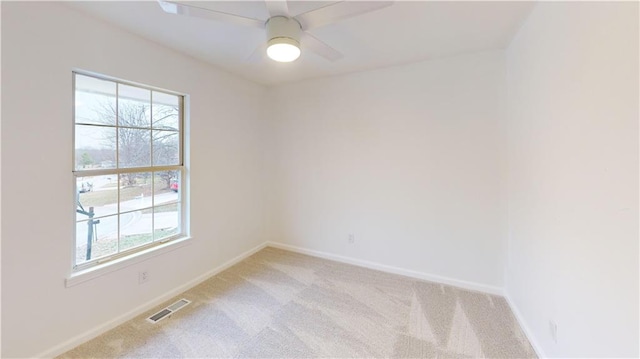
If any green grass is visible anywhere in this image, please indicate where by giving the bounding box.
[78,180,172,208]
[140,202,178,214]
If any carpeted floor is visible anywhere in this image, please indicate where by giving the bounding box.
[59,247,536,358]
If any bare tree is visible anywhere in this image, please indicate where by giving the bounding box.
[92,100,179,188]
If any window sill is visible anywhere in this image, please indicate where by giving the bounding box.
[66,236,192,287]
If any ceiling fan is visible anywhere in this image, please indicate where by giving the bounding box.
[157,0,393,63]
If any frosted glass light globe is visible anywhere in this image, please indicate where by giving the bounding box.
[267,38,300,62]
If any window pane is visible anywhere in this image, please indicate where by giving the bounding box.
[73,74,185,268]
[153,130,179,166]
[75,214,118,265]
[75,125,116,170]
[119,172,153,212]
[154,203,180,241]
[153,92,180,130]
[75,74,116,126]
[118,128,151,168]
[120,210,153,251]
[118,84,150,128]
[154,170,180,206]
[76,175,119,219]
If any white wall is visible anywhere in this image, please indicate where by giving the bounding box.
[0,3,3,356]
[506,2,639,357]
[269,51,508,290]
[1,3,270,357]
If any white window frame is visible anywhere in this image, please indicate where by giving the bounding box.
[72,71,188,273]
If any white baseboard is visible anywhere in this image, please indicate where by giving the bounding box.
[36,242,268,359]
[504,292,546,358]
[266,241,504,296]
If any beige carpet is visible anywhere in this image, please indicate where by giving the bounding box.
[58,247,536,358]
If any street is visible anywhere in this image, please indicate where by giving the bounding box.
[76,191,179,248]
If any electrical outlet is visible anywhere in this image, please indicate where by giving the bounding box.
[549,320,558,344]
[139,270,149,284]
[348,234,355,244]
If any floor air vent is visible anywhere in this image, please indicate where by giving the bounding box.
[147,298,191,324]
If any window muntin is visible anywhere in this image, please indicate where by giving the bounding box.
[73,72,185,270]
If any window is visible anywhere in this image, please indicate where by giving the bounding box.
[73,72,186,270]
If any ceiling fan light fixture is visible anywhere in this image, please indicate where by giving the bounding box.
[267,37,300,62]
[158,1,394,64]
[265,16,301,62]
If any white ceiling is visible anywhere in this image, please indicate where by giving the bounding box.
[66,1,535,86]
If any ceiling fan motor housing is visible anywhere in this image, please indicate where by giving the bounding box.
[266,16,301,47]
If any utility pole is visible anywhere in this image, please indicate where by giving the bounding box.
[77,198,100,260]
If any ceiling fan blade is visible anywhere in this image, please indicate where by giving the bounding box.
[246,43,267,63]
[265,0,289,17]
[301,32,343,62]
[295,1,393,30]
[158,1,265,29]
